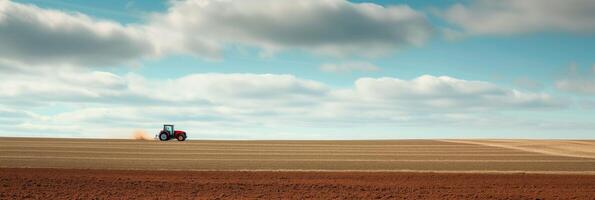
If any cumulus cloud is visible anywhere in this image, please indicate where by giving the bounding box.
[320,61,380,73]
[0,68,561,111]
[349,75,562,110]
[0,0,433,67]
[149,0,433,58]
[0,0,436,71]
[442,0,595,36]
[0,65,165,106]
[0,1,155,67]
[150,73,327,102]
[0,66,569,138]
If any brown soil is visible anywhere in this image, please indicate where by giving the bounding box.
[1,168,594,199]
[2,138,594,172]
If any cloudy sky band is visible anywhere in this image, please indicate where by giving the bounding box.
[0,0,594,139]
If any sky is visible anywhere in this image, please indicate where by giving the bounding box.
[0,0,594,139]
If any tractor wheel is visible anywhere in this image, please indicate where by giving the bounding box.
[177,134,186,141]
[159,132,169,141]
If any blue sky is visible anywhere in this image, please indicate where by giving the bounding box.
[1,0,594,139]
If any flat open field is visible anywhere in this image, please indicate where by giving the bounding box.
[1,137,594,172]
[1,138,594,199]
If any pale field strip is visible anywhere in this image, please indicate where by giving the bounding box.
[0,145,524,152]
[1,138,462,145]
[0,147,523,154]
[0,146,542,154]
[0,143,501,149]
[1,141,478,147]
[0,149,543,156]
[444,140,595,159]
[0,138,585,151]
[1,138,594,172]
[0,141,525,152]
[0,139,483,145]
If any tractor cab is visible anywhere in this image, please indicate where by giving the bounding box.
[158,124,187,141]
[164,124,174,137]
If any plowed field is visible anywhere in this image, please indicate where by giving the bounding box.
[1,138,594,199]
[1,168,594,199]
[1,138,594,172]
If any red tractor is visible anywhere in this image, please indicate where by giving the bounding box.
[158,124,187,141]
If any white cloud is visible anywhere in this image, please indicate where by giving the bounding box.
[1,1,591,139]
[0,0,433,67]
[349,75,562,110]
[149,0,433,58]
[320,61,380,73]
[149,73,328,103]
[0,68,561,111]
[0,67,569,138]
[442,0,595,36]
[0,1,156,67]
[0,68,126,103]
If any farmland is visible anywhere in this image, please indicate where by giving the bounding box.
[1,138,594,172]
[1,137,594,199]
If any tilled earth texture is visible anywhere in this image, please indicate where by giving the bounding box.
[1,138,594,199]
[1,168,594,199]
[1,138,594,172]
